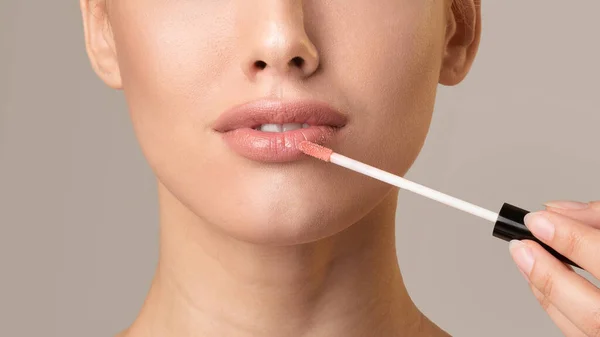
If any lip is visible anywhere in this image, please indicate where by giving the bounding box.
[213,99,347,162]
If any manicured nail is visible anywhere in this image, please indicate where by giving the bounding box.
[524,212,555,242]
[544,200,588,210]
[509,240,535,276]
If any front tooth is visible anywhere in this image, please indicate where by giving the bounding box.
[260,124,283,132]
[282,123,303,132]
[302,123,310,129]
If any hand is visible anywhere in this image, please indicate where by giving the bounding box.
[509,201,600,337]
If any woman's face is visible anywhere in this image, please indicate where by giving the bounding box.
[84,0,479,244]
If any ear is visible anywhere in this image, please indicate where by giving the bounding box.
[80,0,122,89]
[439,0,482,86]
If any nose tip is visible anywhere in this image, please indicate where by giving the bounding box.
[243,34,320,80]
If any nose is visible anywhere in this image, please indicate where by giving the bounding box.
[239,1,320,80]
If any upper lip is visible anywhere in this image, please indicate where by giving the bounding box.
[212,99,348,132]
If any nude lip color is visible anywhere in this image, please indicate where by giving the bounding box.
[213,99,347,162]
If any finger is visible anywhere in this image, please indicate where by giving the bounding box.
[524,210,600,277]
[510,240,600,337]
[528,285,588,337]
[544,200,600,228]
[516,262,586,336]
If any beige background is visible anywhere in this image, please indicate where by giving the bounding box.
[1,1,599,336]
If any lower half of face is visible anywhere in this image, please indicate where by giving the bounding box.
[110,0,446,245]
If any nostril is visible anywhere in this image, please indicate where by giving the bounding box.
[250,57,309,74]
[254,60,267,70]
[290,57,305,68]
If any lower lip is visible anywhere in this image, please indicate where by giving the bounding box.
[220,126,338,162]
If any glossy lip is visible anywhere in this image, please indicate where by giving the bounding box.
[213,99,348,162]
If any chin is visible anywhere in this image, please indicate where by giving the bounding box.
[198,191,348,246]
[218,212,345,246]
[170,167,394,246]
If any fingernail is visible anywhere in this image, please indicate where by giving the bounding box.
[524,212,555,242]
[544,200,588,210]
[509,240,535,276]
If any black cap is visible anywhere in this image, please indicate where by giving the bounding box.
[493,203,580,269]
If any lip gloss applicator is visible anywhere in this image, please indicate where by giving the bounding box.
[298,141,580,269]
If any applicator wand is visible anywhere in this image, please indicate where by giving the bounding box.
[298,141,579,269]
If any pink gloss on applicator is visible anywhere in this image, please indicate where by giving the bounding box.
[297,141,333,162]
[298,141,580,269]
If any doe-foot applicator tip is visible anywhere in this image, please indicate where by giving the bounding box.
[298,141,333,162]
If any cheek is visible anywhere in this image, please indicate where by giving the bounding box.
[110,0,237,131]
[108,1,239,186]
[320,3,443,174]
[114,5,232,95]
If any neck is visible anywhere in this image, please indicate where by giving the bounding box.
[123,185,447,337]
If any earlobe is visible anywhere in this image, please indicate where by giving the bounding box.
[80,0,122,89]
[439,0,482,86]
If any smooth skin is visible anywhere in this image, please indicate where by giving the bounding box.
[81,0,479,335]
[510,201,600,337]
[80,0,597,336]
